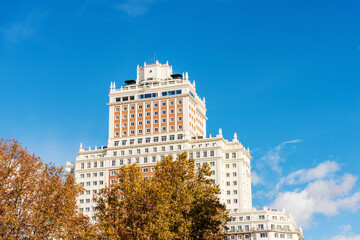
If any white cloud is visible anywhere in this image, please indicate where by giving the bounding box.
[114,0,154,16]
[251,171,262,185]
[1,11,46,43]
[260,139,302,174]
[329,225,360,240]
[272,164,360,228]
[276,161,340,190]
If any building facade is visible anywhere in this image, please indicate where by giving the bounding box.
[65,61,304,240]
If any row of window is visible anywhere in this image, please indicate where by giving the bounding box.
[117,116,183,124]
[115,125,182,136]
[189,150,215,158]
[115,99,183,110]
[226,199,238,204]
[114,134,183,147]
[79,181,104,187]
[116,108,183,117]
[80,172,104,178]
[226,172,238,177]
[116,89,183,102]
[225,152,238,159]
[110,153,180,166]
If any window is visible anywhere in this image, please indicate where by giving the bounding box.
[259,215,265,220]
[162,127,166,131]
[100,172,104,176]
[170,117,174,122]
[146,128,150,133]
[162,110,166,115]
[130,114,135,118]
[146,120,150,125]
[232,152,236,158]
[80,199,84,204]
[178,125,182,129]
[93,181,97,185]
[138,129,143,134]
[203,151,207,157]
[112,160,116,166]
[177,145,181,150]
[122,140,127,145]
[177,134,183,139]
[115,107,120,112]
[162,118,166,123]
[115,115,119,120]
[138,113,143,117]
[162,102,166,106]
[170,109,174,114]
[233,199,238,203]
[233,190,237,194]
[178,108,182,113]
[226,182,230,186]
[138,105,143,109]
[170,101,174,106]
[146,138,151,143]
[233,181,237,185]
[154,111,158,116]
[120,159,123,165]
[99,181,104,185]
[210,161,215,166]
[152,156,156,162]
[161,136,167,141]
[154,119,158,124]
[123,106,127,111]
[178,116,182,121]
[154,103,158,107]
[146,112,150,116]
[93,172,97,177]
[260,233,268,238]
[170,135,175,140]
[226,153,229,159]
[232,163,236,168]
[123,114,127,119]
[154,137,158,142]
[233,172,237,177]
[146,104,150,108]
[130,106,135,110]
[115,124,119,128]
[162,146,166,151]
[144,157,148,163]
[100,161,104,167]
[154,127,158,132]
[170,126,174,130]
[143,168,149,173]
[153,147,157,152]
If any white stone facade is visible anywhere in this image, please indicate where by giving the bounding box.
[65,61,304,240]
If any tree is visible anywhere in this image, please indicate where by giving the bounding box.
[95,152,230,240]
[0,138,95,240]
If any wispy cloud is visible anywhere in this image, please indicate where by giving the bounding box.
[114,0,155,16]
[260,139,302,174]
[271,162,360,228]
[1,10,46,43]
[330,225,360,240]
[251,171,262,185]
[276,160,340,190]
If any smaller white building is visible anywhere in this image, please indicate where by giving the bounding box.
[225,207,304,240]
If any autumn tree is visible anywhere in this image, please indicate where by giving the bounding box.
[95,152,230,240]
[0,138,95,240]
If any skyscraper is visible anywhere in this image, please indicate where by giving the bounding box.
[65,60,304,240]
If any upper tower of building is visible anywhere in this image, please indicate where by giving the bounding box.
[107,61,207,147]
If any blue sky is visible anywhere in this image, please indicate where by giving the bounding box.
[1,0,359,239]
